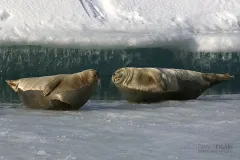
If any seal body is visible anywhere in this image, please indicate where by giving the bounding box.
[6,69,100,110]
[112,67,234,103]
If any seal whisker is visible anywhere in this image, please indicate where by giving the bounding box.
[96,79,101,92]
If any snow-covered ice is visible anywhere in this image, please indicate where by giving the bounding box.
[0,94,239,160]
[0,0,240,51]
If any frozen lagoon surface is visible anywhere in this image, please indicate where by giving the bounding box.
[0,94,239,160]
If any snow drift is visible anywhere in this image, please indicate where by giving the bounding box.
[0,0,240,51]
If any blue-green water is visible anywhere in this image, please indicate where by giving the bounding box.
[0,45,239,102]
[1,46,240,160]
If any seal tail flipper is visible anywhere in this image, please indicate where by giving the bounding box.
[203,73,234,86]
[6,80,20,92]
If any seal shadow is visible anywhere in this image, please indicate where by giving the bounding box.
[7,94,238,112]
[10,100,188,112]
[80,100,196,111]
[81,94,240,111]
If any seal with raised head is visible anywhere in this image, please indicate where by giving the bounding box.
[112,67,234,103]
[6,69,100,110]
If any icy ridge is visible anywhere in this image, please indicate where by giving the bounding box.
[0,0,240,51]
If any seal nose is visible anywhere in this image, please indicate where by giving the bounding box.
[96,71,100,78]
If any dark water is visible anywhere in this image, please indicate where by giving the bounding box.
[0,45,239,102]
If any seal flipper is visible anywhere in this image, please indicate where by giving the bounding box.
[118,86,173,103]
[6,80,20,92]
[43,78,62,96]
[53,84,92,109]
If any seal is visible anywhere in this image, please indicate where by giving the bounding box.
[6,69,100,110]
[112,67,234,103]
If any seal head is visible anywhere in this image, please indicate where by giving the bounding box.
[112,67,167,103]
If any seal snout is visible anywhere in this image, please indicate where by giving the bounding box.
[95,71,100,79]
[87,69,100,80]
[94,71,101,83]
[95,71,101,86]
[112,68,125,84]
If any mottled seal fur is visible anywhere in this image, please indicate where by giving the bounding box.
[6,69,100,110]
[112,67,234,103]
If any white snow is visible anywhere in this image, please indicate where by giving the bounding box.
[0,95,240,159]
[0,0,240,51]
